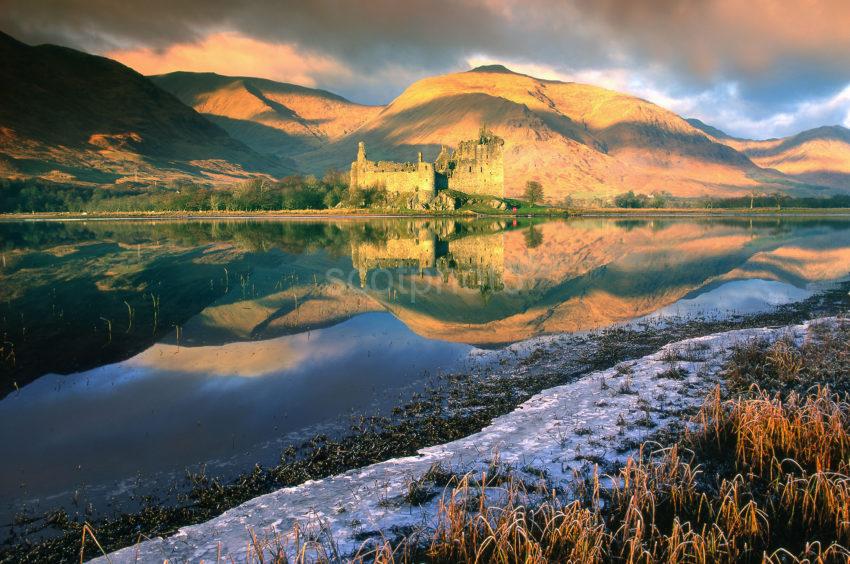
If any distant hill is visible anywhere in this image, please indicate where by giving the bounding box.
[690,120,850,191]
[151,72,381,158]
[295,65,799,201]
[0,32,290,186]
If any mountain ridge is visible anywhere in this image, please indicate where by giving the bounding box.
[293,66,782,201]
[689,117,850,190]
[0,31,290,185]
[1,32,848,199]
[150,71,382,159]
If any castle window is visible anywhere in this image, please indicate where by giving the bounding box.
[468,166,472,173]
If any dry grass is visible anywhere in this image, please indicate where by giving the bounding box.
[349,324,850,563]
[724,321,850,397]
[354,386,850,563]
[83,321,850,563]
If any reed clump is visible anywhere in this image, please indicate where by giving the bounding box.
[724,321,850,397]
[348,386,850,563]
[349,324,850,563]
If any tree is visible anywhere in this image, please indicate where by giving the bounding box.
[525,180,544,205]
[614,191,649,209]
[649,192,668,209]
[524,225,544,249]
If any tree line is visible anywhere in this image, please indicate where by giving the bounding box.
[596,190,850,209]
[0,172,358,213]
[4,175,850,213]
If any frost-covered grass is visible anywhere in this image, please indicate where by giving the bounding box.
[357,319,850,563]
[724,319,850,398]
[283,320,850,563]
[87,318,850,563]
[86,319,850,563]
[358,386,850,563]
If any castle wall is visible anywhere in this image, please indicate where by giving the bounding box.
[351,228,436,286]
[444,232,505,290]
[349,143,436,203]
[349,132,505,203]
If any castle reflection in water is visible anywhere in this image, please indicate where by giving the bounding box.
[350,221,507,293]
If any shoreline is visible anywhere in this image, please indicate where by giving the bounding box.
[96,317,833,562]
[6,278,850,562]
[3,207,850,221]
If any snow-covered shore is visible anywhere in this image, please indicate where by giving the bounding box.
[98,319,823,563]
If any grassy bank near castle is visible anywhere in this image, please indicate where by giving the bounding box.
[0,176,564,218]
[4,177,850,219]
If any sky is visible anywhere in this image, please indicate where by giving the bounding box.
[3,0,850,139]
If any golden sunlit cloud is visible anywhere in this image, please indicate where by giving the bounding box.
[107,31,350,85]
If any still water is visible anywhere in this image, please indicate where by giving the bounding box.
[1,216,850,528]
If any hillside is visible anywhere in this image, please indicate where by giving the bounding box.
[296,65,797,201]
[689,121,850,191]
[151,72,382,158]
[2,33,847,200]
[0,32,289,186]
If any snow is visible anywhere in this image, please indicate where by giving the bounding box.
[97,319,827,563]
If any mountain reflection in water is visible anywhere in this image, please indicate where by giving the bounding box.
[1,216,850,528]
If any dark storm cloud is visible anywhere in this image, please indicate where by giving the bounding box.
[572,0,850,98]
[0,0,613,104]
[5,0,849,85]
[0,0,595,71]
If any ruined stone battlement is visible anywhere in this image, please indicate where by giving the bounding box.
[349,128,505,204]
[442,129,504,197]
[351,227,437,286]
[371,161,421,172]
[349,141,436,204]
[350,225,505,292]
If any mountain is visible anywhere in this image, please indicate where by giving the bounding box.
[690,123,850,191]
[151,72,382,158]
[0,32,289,186]
[2,32,847,200]
[686,118,737,141]
[295,65,799,201]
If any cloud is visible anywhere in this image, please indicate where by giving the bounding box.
[699,83,850,139]
[570,0,850,79]
[107,32,350,87]
[5,0,850,85]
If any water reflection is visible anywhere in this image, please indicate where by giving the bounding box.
[3,217,850,380]
[2,216,850,528]
[347,218,850,344]
[0,313,471,525]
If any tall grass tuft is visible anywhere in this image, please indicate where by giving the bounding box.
[355,375,850,562]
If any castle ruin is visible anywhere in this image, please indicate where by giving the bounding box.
[349,128,505,203]
[350,224,505,292]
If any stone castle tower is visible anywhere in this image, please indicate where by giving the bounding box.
[349,128,504,201]
[435,128,504,197]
